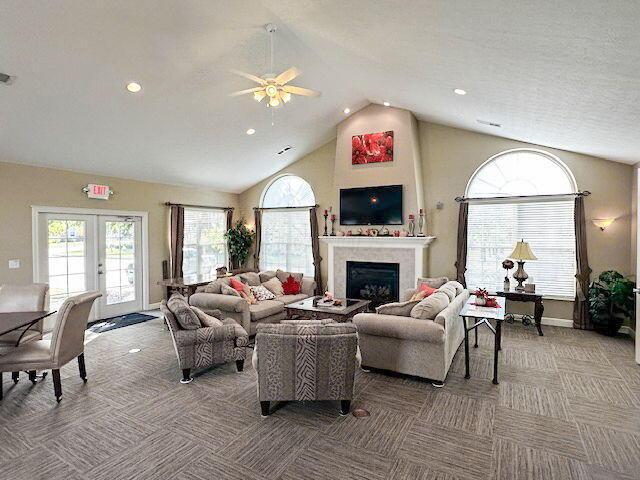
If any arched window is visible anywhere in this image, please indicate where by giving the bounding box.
[260,175,315,276]
[465,149,577,299]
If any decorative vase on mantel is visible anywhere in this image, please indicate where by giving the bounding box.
[407,215,416,237]
[417,209,425,237]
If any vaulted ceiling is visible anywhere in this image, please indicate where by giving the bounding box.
[2,1,639,193]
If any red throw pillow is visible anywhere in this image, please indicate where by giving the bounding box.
[418,283,437,296]
[229,277,246,293]
[282,275,301,295]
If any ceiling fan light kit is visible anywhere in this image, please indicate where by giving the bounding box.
[230,23,320,108]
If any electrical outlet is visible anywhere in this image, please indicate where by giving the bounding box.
[8,259,20,269]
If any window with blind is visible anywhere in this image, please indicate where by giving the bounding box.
[465,149,577,299]
[260,175,315,277]
[182,208,228,278]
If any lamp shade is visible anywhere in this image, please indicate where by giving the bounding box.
[509,240,537,261]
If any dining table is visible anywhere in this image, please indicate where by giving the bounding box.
[0,310,56,347]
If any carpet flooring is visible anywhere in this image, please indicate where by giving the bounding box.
[0,317,638,480]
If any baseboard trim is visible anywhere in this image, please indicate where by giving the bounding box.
[509,313,573,328]
[147,302,161,310]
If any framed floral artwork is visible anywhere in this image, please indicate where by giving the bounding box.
[352,131,393,165]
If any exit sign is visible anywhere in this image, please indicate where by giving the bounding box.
[85,184,111,200]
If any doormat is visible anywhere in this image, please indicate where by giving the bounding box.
[88,313,157,333]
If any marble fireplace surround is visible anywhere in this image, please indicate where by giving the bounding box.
[320,236,436,298]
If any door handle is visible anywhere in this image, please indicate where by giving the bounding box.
[98,269,104,275]
[634,288,640,294]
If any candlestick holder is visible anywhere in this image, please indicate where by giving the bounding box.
[330,216,336,236]
[407,216,416,237]
[417,210,425,237]
[323,212,329,236]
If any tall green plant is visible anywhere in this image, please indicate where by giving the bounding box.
[588,270,635,336]
[225,219,254,269]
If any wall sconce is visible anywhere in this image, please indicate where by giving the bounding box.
[592,218,615,231]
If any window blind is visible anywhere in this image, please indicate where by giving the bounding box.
[260,210,314,277]
[183,209,228,277]
[466,200,576,299]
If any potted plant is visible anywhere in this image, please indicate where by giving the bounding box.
[588,270,635,336]
[224,219,255,270]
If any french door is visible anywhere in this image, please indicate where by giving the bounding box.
[37,212,143,319]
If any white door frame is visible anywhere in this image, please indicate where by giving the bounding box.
[31,205,150,311]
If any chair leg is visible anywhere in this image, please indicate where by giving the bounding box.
[28,371,37,384]
[340,400,351,416]
[0,372,3,400]
[52,369,62,403]
[260,401,270,417]
[78,353,87,382]
[11,371,19,384]
[236,360,244,372]
[180,369,192,384]
[431,380,445,388]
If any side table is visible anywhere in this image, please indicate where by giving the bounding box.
[495,290,544,336]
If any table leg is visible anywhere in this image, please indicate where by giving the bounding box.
[534,299,544,336]
[463,317,471,379]
[493,320,502,385]
[474,323,478,348]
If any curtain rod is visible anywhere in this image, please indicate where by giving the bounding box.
[455,191,591,203]
[165,202,234,211]
[254,204,319,211]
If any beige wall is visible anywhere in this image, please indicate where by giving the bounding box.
[238,119,634,322]
[0,161,238,304]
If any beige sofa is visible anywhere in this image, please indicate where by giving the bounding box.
[354,280,469,386]
[188,271,316,336]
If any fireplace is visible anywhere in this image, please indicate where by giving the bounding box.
[346,261,400,307]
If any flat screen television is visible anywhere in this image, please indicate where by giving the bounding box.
[340,185,403,225]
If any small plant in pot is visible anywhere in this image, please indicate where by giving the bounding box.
[224,219,254,270]
[588,270,635,336]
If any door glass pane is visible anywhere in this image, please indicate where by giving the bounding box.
[104,221,136,305]
[47,219,87,310]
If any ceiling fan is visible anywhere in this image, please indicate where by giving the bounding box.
[230,23,320,108]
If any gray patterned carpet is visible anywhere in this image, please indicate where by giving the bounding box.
[1,317,638,480]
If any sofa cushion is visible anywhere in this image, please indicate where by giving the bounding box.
[262,277,284,296]
[354,313,445,344]
[410,291,450,320]
[417,276,449,289]
[191,306,223,327]
[167,293,201,330]
[251,285,276,301]
[443,280,465,296]
[249,300,285,321]
[276,269,303,284]
[239,272,261,286]
[376,299,420,317]
[437,285,457,302]
[274,294,308,305]
[259,270,277,283]
[221,283,241,297]
[203,280,222,294]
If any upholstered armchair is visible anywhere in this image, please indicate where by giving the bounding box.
[252,320,359,417]
[161,301,249,383]
[0,283,49,347]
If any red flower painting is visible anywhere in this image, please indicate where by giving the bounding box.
[352,131,394,165]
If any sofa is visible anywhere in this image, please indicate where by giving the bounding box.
[252,319,359,416]
[188,270,317,336]
[353,278,469,386]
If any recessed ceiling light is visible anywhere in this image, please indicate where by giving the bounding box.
[383,101,390,107]
[126,82,142,93]
[454,88,467,95]
[128,348,141,353]
[246,128,256,135]
[343,108,351,114]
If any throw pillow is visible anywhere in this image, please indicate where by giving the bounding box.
[410,291,450,320]
[262,277,284,296]
[443,280,465,296]
[409,289,428,302]
[376,300,420,316]
[239,290,257,305]
[229,277,246,292]
[202,280,222,294]
[251,285,276,301]
[276,269,303,285]
[437,284,457,302]
[259,270,277,283]
[191,306,223,327]
[282,275,302,295]
[167,293,201,330]
[239,271,261,286]
[220,283,241,297]
[417,276,449,289]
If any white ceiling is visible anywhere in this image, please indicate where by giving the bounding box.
[2,1,640,193]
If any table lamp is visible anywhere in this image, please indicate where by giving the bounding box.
[509,239,537,292]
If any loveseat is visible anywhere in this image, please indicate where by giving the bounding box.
[353,278,469,386]
[188,270,317,336]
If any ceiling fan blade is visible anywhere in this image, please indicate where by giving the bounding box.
[275,66,301,85]
[229,87,264,97]
[230,69,267,85]
[282,85,321,97]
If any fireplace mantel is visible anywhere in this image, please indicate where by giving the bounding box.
[320,235,436,296]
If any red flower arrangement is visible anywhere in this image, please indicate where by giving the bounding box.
[352,131,394,164]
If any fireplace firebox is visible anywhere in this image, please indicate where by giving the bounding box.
[346,261,400,307]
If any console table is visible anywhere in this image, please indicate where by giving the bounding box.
[495,290,544,336]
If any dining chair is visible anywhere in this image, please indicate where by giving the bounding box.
[0,291,100,402]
